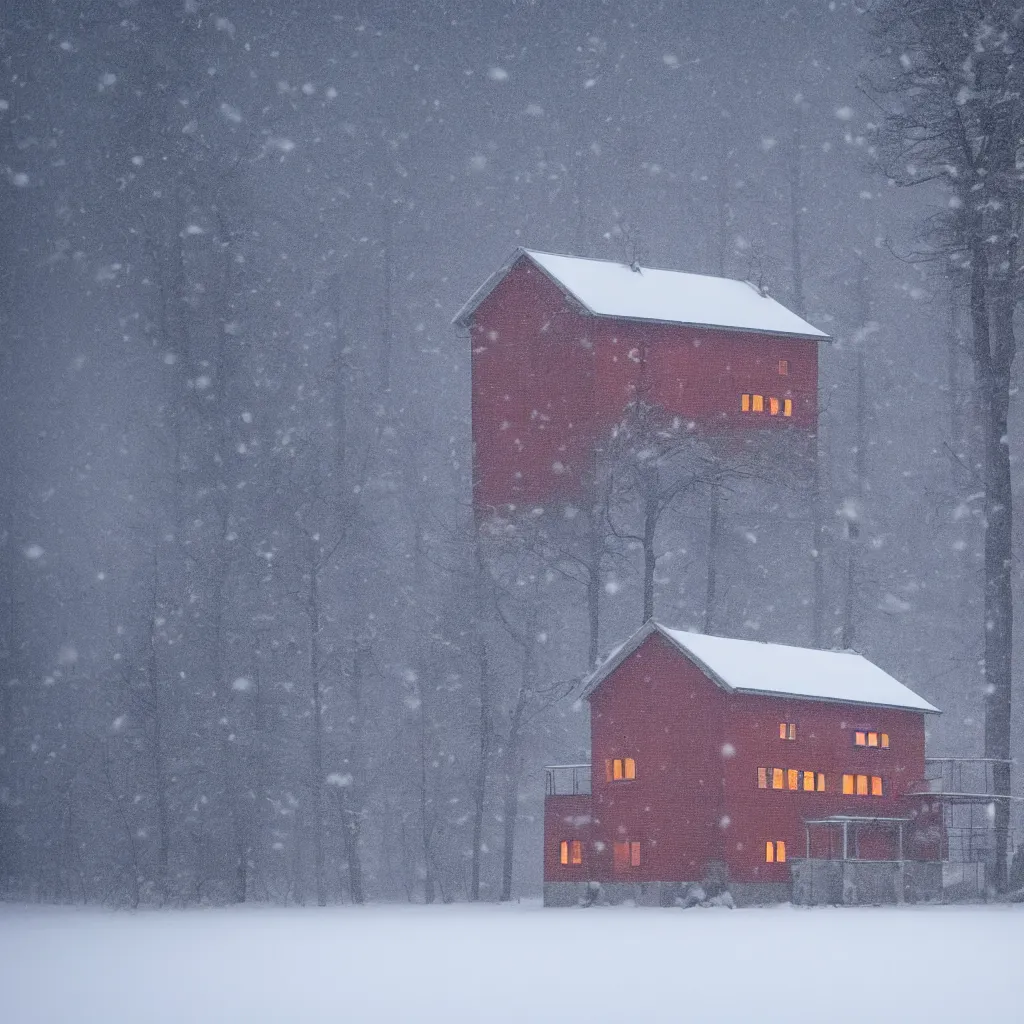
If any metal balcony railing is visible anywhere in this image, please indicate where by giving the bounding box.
[544,763,591,797]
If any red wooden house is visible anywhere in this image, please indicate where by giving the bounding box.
[544,621,944,906]
[454,248,828,511]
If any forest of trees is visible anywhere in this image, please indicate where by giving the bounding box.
[1,0,1021,905]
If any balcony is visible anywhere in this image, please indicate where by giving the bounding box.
[544,763,591,797]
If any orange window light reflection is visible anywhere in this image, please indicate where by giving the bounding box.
[868,732,879,747]
[779,722,787,740]
[871,776,883,797]
[772,768,785,789]
[783,398,793,417]
[769,397,780,416]
[559,841,569,865]
[752,394,765,412]
[856,775,869,796]
[741,393,751,412]
[788,769,799,791]
[765,841,775,863]
[777,841,786,863]
[624,757,636,780]
[855,731,866,747]
[881,733,890,748]
[842,774,854,795]
[803,770,815,792]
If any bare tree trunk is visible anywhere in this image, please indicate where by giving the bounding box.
[340,644,367,905]
[469,639,491,901]
[307,552,326,907]
[642,493,657,622]
[500,611,536,902]
[703,485,721,634]
[586,509,602,667]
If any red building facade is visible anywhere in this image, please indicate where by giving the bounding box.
[543,622,943,906]
[454,249,827,511]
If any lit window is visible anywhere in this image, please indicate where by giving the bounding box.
[772,768,785,790]
[856,775,869,796]
[741,393,751,412]
[783,398,793,417]
[752,394,765,412]
[881,733,890,749]
[765,841,775,863]
[769,397,780,416]
[817,773,826,792]
[842,774,854,795]
[871,776,883,797]
[779,722,796,740]
[777,841,786,863]
[766,840,786,863]
[868,732,879,748]
[758,767,768,789]
[788,769,799,791]
[560,841,569,865]
[606,757,636,782]
[613,841,640,872]
[803,770,815,792]
[779,359,790,376]
[854,731,866,747]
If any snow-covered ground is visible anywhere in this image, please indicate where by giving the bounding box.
[1,901,1021,1022]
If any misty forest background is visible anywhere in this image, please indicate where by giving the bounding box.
[1,0,1022,906]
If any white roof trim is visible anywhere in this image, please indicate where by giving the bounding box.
[453,247,829,339]
[581,621,940,714]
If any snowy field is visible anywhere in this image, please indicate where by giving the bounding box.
[1,902,1022,1023]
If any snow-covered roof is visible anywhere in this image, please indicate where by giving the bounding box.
[581,621,939,714]
[453,248,828,339]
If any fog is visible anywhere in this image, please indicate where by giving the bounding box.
[0,0,1018,905]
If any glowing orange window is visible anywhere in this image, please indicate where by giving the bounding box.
[741,393,751,412]
[769,397,780,416]
[559,841,569,865]
[606,757,637,782]
[854,731,867,747]
[752,394,765,412]
[757,767,768,789]
[802,770,815,792]
[868,732,879,748]
[779,722,796,740]
[783,398,793,417]
[788,769,799,791]
[842,774,854,795]
[871,776,883,797]
[772,768,785,790]
[817,773,826,792]
[779,359,789,375]
[856,775,869,796]
[613,841,640,872]
[881,733,890,748]
[766,840,786,863]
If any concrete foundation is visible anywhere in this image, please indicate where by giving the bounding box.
[543,879,791,908]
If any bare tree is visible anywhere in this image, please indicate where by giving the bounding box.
[865,0,1024,887]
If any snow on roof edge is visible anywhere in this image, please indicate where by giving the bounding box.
[581,621,940,714]
[454,247,831,339]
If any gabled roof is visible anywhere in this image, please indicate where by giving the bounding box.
[581,621,940,714]
[453,247,829,339]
